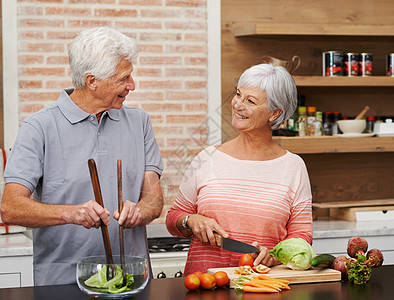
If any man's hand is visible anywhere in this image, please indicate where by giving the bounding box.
[69,200,110,229]
[113,200,143,228]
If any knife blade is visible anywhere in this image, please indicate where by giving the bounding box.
[214,234,259,253]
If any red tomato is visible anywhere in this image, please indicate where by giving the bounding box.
[184,274,200,291]
[200,273,216,290]
[239,253,254,267]
[213,271,229,287]
[193,271,203,279]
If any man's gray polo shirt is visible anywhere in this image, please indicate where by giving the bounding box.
[4,88,163,285]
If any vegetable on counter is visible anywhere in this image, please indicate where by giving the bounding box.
[311,253,336,268]
[239,253,254,267]
[347,236,368,257]
[231,274,290,293]
[184,271,229,291]
[269,238,316,270]
[84,265,134,294]
[331,236,384,285]
[184,274,200,291]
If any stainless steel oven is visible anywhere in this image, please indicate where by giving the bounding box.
[147,224,191,279]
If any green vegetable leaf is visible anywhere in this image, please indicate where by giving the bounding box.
[348,253,371,285]
[269,238,316,270]
[84,264,134,294]
[84,265,108,288]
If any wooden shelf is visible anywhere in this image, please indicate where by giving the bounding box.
[313,199,394,208]
[233,22,394,37]
[273,136,394,154]
[293,76,394,87]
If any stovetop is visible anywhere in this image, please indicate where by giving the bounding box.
[148,237,191,253]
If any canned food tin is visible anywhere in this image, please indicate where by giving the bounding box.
[359,53,373,76]
[387,53,394,76]
[344,53,359,76]
[323,51,343,76]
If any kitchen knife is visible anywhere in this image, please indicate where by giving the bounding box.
[214,234,259,253]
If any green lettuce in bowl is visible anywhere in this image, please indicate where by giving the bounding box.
[77,255,149,298]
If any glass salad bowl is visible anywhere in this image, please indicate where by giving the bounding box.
[77,255,149,298]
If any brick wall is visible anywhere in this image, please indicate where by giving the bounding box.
[16,0,209,223]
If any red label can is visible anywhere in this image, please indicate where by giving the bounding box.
[323,51,343,76]
[344,53,359,76]
[359,53,373,76]
[387,53,394,76]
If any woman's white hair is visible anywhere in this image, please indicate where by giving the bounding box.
[237,63,297,130]
[68,27,138,89]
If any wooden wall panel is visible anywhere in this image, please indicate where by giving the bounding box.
[221,0,394,214]
[222,0,394,25]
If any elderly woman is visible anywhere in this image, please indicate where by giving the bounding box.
[166,63,312,274]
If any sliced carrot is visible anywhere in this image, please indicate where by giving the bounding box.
[243,285,279,293]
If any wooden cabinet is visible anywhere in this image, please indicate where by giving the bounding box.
[221,0,394,215]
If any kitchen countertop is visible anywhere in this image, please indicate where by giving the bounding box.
[313,219,394,239]
[0,232,32,257]
[1,219,393,257]
[147,220,394,239]
[1,265,394,300]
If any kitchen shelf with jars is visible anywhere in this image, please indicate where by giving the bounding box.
[229,21,394,154]
[221,0,394,216]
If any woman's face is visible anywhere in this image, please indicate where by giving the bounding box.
[231,86,280,133]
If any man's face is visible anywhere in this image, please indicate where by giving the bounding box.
[95,59,135,110]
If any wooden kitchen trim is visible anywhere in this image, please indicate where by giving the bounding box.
[313,199,394,208]
[293,76,394,87]
[273,136,394,154]
[233,22,394,37]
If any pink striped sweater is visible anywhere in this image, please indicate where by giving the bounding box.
[166,146,313,275]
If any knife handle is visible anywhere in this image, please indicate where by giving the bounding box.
[214,233,223,247]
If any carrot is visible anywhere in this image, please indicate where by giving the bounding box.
[243,285,279,293]
[250,277,291,290]
[257,274,290,285]
[243,280,281,291]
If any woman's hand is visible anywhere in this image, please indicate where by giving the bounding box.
[187,214,229,246]
[250,242,281,267]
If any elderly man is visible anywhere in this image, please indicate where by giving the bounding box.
[0,27,163,285]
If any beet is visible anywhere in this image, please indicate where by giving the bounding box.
[347,236,368,258]
[332,255,350,280]
[366,248,384,267]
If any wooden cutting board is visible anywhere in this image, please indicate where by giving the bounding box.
[208,265,341,284]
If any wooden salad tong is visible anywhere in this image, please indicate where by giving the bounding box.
[88,158,115,278]
[117,159,127,285]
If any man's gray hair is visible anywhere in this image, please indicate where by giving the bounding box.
[68,27,138,89]
[237,63,297,130]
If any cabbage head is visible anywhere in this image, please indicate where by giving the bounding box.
[269,238,316,270]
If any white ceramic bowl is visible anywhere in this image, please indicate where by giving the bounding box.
[77,255,149,299]
[337,119,366,134]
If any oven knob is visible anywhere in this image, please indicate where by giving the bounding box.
[174,271,183,278]
[157,271,166,279]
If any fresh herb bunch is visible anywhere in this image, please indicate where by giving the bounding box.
[347,252,371,285]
